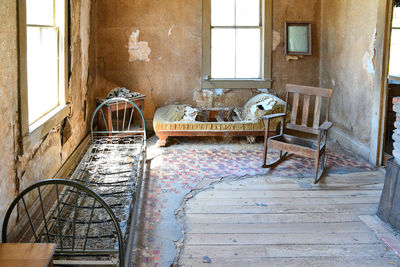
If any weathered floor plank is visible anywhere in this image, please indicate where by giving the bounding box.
[181,256,399,267]
[181,244,397,258]
[179,171,400,266]
[185,203,378,214]
[186,196,381,205]
[196,190,382,199]
[185,232,381,245]
[186,212,364,224]
[213,183,384,190]
[187,222,373,234]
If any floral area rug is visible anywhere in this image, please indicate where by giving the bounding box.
[133,141,375,266]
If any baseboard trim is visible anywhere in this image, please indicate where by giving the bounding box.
[329,126,370,161]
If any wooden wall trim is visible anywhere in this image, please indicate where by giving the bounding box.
[369,0,394,166]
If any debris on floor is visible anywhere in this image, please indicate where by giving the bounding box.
[203,256,212,263]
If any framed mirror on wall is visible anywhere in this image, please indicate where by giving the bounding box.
[285,22,312,55]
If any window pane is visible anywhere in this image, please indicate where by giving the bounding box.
[27,27,59,124]
[393,7,400,28]
[236,29,261,79]
[211,0,235,26]
[211,29,235,78]
[390,29,400,76]
[26,0,54,26]
[236,0,260,26]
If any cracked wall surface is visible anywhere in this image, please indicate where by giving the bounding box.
[0,0,95,232]
[93,0,321,120]
[320,0,379,146]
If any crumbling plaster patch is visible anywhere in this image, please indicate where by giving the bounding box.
[18,131,62,196]
[193,88,214,107]
[362,29,377,76]
[128,30,151,62]
[214,88,224,96]
[272,30,281,51]
[286,55,303,61]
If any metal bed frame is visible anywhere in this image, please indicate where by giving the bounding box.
[2,98,147,267]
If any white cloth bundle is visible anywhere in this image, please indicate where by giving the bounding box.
[181,106,199,121]
[107,87,142,99]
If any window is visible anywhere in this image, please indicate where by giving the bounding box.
[389,6,400,77]
[19,0,69,143]
[202,0,272,89]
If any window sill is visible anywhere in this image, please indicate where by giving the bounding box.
[23,104,71,152]
[389,75,400,83]
[202,79,272,89]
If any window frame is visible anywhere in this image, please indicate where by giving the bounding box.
[202,0,272,89]
[389,26,400,77]
[18,0,70,151]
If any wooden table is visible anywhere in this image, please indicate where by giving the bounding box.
[96,95,146,132]
[0,243,56,267]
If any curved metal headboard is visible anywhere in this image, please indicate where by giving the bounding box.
[91,97,147,141]
[2,179,124,267]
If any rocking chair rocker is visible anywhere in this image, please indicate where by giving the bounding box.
[262,84,333,184]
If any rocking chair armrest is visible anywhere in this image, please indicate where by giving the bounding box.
[318,121,333,132]
[262,113,287,121]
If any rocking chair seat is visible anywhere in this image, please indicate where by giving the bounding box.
[268,134,325,158]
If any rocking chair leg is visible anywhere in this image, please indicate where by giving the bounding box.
[262,119,287,168]
[314,155,320,184]
[321,150,328,174]
[262,138,269,168]
[262,123,270,167]
[314,150,326,184]
[321,151,326,170]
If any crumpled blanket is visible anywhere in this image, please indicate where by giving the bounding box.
[233,107,244,121]
[107,87,142,99]
[182,106,199,121]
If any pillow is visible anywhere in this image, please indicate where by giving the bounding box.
[242,93,286,121]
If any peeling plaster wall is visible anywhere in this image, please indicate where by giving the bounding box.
[0,0,95,233]
[0,0,19,235]
[320,0,379,148]
[93,0,321,119]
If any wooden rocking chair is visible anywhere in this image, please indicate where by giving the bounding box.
[262,84,333,184]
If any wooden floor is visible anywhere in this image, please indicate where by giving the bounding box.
[179,171,400,266]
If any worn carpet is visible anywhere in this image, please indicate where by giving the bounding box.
[133,138,375,266]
